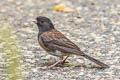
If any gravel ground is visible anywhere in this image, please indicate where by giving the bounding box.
[0,0,120,80]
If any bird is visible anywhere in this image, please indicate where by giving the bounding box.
[33,16,109,69]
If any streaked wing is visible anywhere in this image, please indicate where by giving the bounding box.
[40,29,84,55]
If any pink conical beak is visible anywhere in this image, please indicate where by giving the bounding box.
[32,20,37,24]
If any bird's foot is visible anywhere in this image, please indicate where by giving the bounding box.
[60,61,69,64]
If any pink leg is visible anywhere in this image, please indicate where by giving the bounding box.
[61,56,69,64]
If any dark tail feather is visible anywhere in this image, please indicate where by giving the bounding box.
[83,54,109,68]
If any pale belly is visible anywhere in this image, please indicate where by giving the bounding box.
[48,50,70,57]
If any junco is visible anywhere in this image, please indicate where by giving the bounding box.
[33,16,109,69]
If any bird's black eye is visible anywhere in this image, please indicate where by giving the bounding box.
[41,21,44,23]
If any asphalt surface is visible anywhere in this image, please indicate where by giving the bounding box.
[0,0,120,80]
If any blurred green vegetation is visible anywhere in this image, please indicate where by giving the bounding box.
[0,22,22,80]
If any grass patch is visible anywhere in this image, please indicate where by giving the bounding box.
[0,22,22,80]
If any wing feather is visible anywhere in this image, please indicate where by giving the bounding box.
[40,29,84,55]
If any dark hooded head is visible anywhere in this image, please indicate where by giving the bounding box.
[34,16,54,34]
